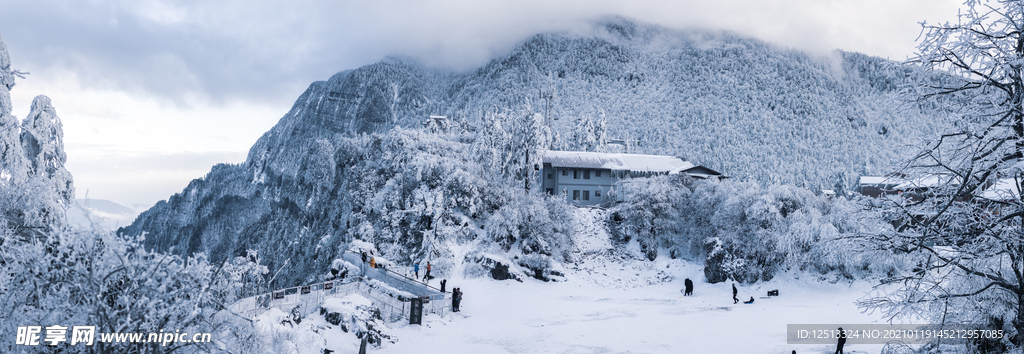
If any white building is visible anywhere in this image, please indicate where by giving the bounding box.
[538,151,723,206]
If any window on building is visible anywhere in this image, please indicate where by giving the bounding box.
[546,188,553,194]
[583,191,590,200]
[596,170,602,177]
[573,170,579,179]
[583,170,590,179]
[562,170,567,176]
[573,190,580,200]
[547,173,553,180]
[595,190,602,197]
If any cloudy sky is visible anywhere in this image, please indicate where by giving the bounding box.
[0,0,961,207]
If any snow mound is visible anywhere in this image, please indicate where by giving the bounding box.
[565,208,673,287]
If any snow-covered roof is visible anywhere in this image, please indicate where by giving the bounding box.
[981,178,1022,201]
[859,174,955,189]
[894,175,948,190]
[542,151,694,173]
[859,176,891,185]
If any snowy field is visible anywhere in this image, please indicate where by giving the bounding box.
[376,209,892,354]
[378,270,888,354]
[258,209,902,354]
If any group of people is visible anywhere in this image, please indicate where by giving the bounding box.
[361,251,384,271]
[682,279,753,304]
[731,283,754,304]
[451,288,462,312]
[360,253,464,313]
[413,261,432,283]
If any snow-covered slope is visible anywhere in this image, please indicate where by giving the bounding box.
[566,208,673,288]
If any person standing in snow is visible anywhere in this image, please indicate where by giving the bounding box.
[423,262,432,282]
[835,327,846,354]
[451,288,458,312]
[454,288,462,312]
[732,283,739,304]
[414,262,420,278]
[683,278,693,296]
[440,279,447,292]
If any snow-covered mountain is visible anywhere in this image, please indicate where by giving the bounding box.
[120,17,943,289]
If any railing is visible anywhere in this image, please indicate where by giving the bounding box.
[343,250,446,294]
[229,255,450,322]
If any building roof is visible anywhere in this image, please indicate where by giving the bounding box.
[675,165,724,178]
[859,174,955,189]
[859,176,891,185]
[542,151,695,173]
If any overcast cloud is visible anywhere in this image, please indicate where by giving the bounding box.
[0,0,962,206]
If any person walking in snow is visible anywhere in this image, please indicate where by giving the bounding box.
[835,327,846,354]
[732,283,739,304]
[683,278,693,296]
[414,262,420,278]
[423,262,432,282]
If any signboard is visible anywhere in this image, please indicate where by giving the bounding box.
[409,298,423,325]
[273,292,284,300]
[323,282,333,290]
[422,296,430,304]
[300,286,311,294]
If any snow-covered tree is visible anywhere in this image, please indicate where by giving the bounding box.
[0,35,72,236]
[0,228,265,353]
[858,1,1024,350]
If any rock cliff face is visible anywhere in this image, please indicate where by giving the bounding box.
[0,35,75,235]
[121,18,954,287]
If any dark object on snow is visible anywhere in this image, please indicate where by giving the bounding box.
[836,327,846,354]
[359,338,368,354]
[768,289,779,296]
[684,278,693,296]
[361,252,367,263]
[323,349,334,354]
[440,279,447,292]
[490,262,514,281]
[452,288,463,312]
[743,296,754,304]
[732,283,739,304]
[325,312,343,326]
